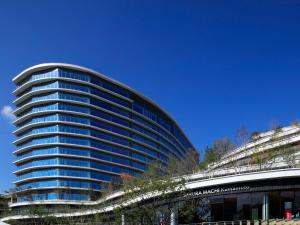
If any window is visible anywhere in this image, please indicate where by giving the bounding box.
[59,81,89,93]
[58,69,89,82]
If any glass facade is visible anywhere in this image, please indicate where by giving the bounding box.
[179,190,300,223]
[13,64,196,203]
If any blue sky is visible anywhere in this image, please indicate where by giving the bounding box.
[0,0,300,192]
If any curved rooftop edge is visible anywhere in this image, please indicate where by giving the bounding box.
[12,63,195,150]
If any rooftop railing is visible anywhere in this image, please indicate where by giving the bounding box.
[187,160,298,182]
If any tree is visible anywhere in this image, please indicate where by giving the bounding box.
[250,148,276,170]
[178,197,210,223]
[251,151,266,169]
[88,187,101,201]
[205,146,221,163]
[251,131,261,140]
[198,146,220,171]
[280,144,296,168]
[291,119,300,127]
[113,156,197,225]
[235,126,250,146]
[198,138,236,170]
[212,137,236,156]
[183,148,199,172]
[4,187,19,203]
[269,119,281,131]
[27,205,47,225]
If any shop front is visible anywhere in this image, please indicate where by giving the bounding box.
[179,178,300,223]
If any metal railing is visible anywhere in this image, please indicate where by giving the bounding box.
[179,219,300,225]
[3,220,300,225]
[186,160,299,182]
[179,221,250,225]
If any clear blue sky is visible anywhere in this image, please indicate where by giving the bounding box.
[0,0,300,192]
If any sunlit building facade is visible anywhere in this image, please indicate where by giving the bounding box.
[12,63,197,204]
[4,65,300,224]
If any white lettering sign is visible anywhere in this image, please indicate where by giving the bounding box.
[185,186,250,198]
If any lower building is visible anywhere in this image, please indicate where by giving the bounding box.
[182,125,300,222]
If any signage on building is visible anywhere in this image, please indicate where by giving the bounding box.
[185,186,250,198]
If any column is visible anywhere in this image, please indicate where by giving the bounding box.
[121,214,125,225]
[158,210,164,225]
[170,207,178,225]
[262,193,269,220]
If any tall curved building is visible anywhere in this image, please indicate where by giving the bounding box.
[12,63,197,206]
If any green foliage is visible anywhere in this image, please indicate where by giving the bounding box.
[198,138,236,170]
[251,131,261,140]
[198,160,208,171]
[178,198,210,223]
[280,144,296,167]
[6,220,22,225]
[114,155,195,225]
[235,126,250,146]
[212,137,236,156]
[178,203,196,223]
[291,119,300,127]
[251,151,265,168]
[205,147,221,163]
